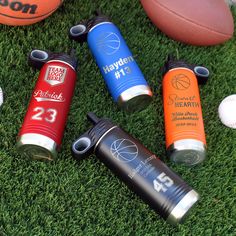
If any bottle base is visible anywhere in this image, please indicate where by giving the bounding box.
[117,85,153,112]
[167,190,199,225]
[167,139,206,166]
[17,133,58,161]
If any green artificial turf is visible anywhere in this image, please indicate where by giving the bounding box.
[0,0,236,235]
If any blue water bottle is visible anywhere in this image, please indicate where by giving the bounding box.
[69,12,153,112]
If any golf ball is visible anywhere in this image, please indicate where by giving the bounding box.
[218,94,236,129]
[225,0,236,6]
[0,87,3,107]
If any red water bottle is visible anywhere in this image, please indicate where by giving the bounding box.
[17,49,78,161]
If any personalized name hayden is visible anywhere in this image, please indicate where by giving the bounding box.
[103,56,134,74]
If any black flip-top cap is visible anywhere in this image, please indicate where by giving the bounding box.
[86,10,111,30]
[72,113,116,160]
[28,49,78,71]
[69,11,111,43]
[162,55,210,85]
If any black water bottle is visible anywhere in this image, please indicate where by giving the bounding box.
[72,113,199,225]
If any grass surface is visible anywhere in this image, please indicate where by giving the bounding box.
[0,0,236,235]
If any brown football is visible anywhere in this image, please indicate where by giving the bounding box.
[141,0,234,46]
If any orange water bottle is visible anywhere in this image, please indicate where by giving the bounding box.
[162,56,209,166]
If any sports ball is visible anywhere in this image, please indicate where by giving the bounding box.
[110,139,138,163]
[0,87,3,107]
[218,95,236,129]
[0,0,63,26]
[140,0,234,46]
[171,74,190,90]
[226,0,236,6]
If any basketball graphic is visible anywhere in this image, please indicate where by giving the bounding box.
[171,74,191,90]
[0,0,63,26]
[110,139,138,163]
[96,32,121,55]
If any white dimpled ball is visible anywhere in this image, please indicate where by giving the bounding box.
[225,0,236,6]
[0,87,3,107]
[218,94,236,129]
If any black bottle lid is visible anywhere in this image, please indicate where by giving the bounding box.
[72,113,116,160]
[28,49,78,71]
[69,11,111,43]
[162,55,210,85]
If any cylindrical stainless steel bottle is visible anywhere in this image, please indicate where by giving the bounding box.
[69,12,152,112]
[17,49,78,161]
[162,56,209,166]
[72,113,199,224]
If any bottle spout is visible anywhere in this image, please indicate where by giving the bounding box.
[72,133,95,160]
[28,49,78,71]
[72,112,116,160]
[193,66,210,85]
[69,11,111,43]
[162,54,210,85]
[69,23,88,43]
[28,49,51,70]
[87,112,100,125]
